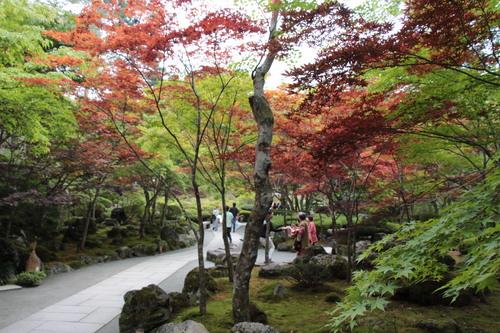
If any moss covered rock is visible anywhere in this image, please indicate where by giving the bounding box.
[182,267,218,294]
[119,284,171,333]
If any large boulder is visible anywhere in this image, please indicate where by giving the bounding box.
[309,254,348,280]
[116,247,133,259]
[155,320,210,333]
[131,244,156,257]
[79,256,95,266]
[276,242,293,252]
[293,245,327,264]
[178,233,196,248]
[46,262,73,275]
[207,265,230,278]
[258,263,288,278]
[230,322,279,333]
[167,292,191,313]
[355,240,371,256]
[119,284,171,333]
[182,268,218,293]
[206,247,240,265]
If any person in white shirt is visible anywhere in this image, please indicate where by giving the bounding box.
[212,206,220,231]
[224,206,234,242]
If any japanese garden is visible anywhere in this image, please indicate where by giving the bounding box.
[0,0,498,332]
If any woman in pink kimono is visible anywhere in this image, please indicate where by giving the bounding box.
[307,215,318,245]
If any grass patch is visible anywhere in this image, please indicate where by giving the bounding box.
[172,268,349,333]
[171,269,500,333]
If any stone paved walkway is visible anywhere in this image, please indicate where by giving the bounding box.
[0,224,296,333]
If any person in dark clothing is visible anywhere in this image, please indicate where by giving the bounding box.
[259,210,282,262]
[229,203,239,232]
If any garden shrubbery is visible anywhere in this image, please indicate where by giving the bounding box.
[15,271,46,287]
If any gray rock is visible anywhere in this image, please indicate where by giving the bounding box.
[116,246,134,259]
[131,244,156,257]
[230,322,280,333]
[182,268,218,295]
[355,240,371,255]
[273,283,288,297]
[276,242,293,252]
[154,320,209,333]
[178,234,196,248]
[309,254,348,280]
[293,245,327,264]
[80,256,94,265]
[119,284,171,333]
[167,292,191,312]
[207,265,230,278]
[206,248,239,265]
[47,262,73,275]
[258,263,287,278]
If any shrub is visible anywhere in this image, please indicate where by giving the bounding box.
[239,204,254,211]
[356,220,398,239]
[166,205,183,220]
[0,261,17,285]
[238,209,251,222]
[15,271,46,287]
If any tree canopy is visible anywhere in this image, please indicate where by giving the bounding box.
[0,0,498,330]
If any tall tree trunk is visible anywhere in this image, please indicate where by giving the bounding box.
[345,213,353,283]
[160,188,170,226]
[264,219,271,265]
[192,172,207,315]
[79,186,101,251]
[141,189,151,238]
[232,45,276,323]
[150,191,157,224]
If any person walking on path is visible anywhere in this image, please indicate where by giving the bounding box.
[229,203,239,232]
[224,206,234,243]
[289,212,309,256]
[307,215,318,246]
[259,210,283,263]
[212,206,220,231]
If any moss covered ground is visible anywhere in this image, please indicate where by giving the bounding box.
[171,268,499,333]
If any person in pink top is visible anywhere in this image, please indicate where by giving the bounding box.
[307,215,318,245]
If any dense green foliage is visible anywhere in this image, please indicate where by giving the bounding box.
[15,271,46,287]
[329,161,499,332]
[0,0,77,152]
